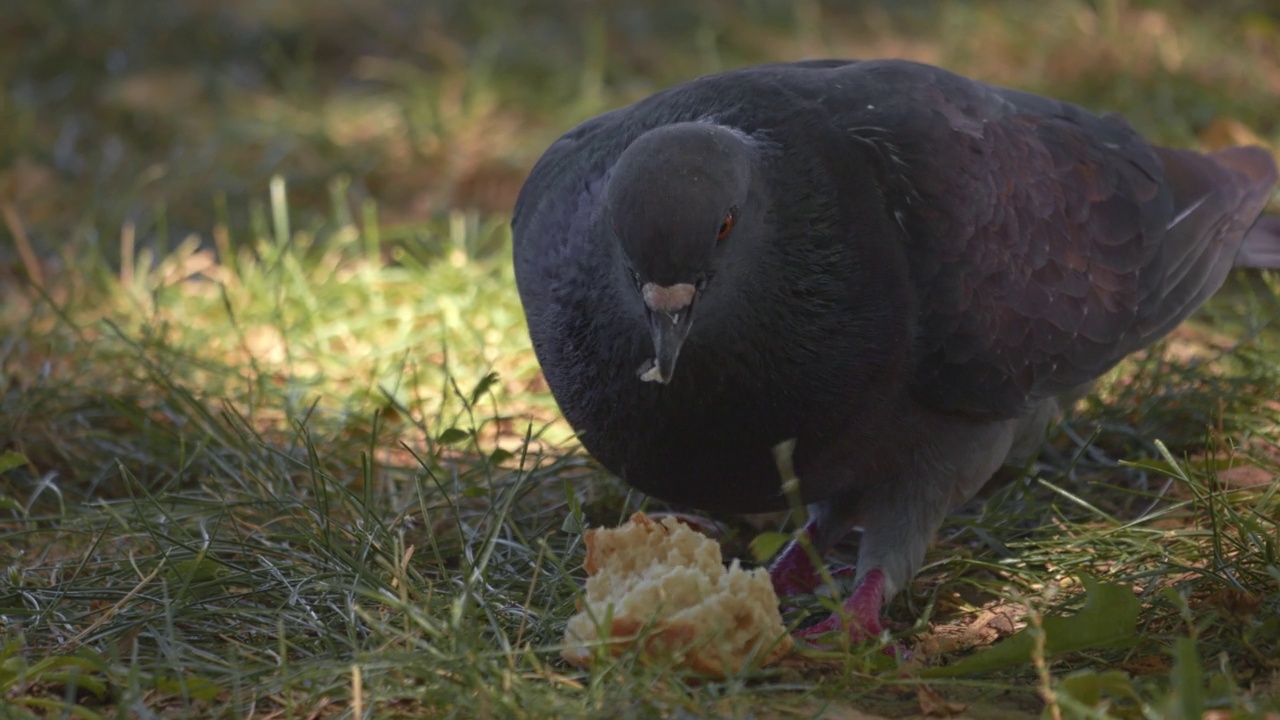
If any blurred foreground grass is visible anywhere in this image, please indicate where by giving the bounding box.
[2,1,1280,718]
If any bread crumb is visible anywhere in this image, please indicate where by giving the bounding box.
[562,512,792,676]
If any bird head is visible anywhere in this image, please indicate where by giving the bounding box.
[604,122,756,384]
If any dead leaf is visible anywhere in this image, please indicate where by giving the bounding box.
[1120,654,1172,675]
[924,575,1140,677]
[911,602,1026,662]
[1197,117,1269,150]
[105,70,204,115]
[0,157,55,203]
[1205,587,1263,622]
[1216,465,1276,489]
[917,685,969,717]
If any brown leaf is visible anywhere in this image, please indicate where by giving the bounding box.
[911,602,1026,662]
[1206,587,1263,622]
[1197,117,1267,151]
[917,685,969,717]
[1216,465,1276,489]
[1120,654,1172,675]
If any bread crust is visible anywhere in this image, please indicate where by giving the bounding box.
[562,512,792,676]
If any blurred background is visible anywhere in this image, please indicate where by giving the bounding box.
[3,0,1279,263]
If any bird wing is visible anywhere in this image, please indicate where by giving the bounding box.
[512,108,623,273]
[829,61,1276,420]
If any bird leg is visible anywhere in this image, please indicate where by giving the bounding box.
[767,519,824,596]
[771,412,1021,647]
[793,568,886,643]
[769,517,881,644]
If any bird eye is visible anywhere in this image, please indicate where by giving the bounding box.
[716,208,737,241]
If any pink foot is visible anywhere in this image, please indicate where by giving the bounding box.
[768,520,823,596]
[794,568,886,645]
[769,521,858,597]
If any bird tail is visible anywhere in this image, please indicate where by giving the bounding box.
[1235,214,1280,269]
[1206,146,1280,269]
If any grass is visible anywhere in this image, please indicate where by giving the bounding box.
[2,0,1280,717]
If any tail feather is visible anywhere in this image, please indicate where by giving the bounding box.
[1138,146,1275,342]
[1235,214,1280,269]
[1209,145,1278,188]
[1199,145,1278,270]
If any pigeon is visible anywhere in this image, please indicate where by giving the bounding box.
[511,59,1280,644]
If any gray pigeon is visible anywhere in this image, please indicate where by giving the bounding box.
[511,59,1279,642]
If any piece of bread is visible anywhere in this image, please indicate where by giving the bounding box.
[562,512,793,676]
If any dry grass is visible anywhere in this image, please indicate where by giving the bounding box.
[3,1,1280,717]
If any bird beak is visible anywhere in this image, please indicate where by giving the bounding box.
[638,282,697,384]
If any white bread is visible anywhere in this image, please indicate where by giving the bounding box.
[562,512,793,676]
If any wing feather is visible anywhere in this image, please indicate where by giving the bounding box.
[828,61,1276,418]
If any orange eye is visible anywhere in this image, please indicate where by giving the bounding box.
[716,210,736,241]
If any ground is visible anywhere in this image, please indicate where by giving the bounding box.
[1,1,1279,718]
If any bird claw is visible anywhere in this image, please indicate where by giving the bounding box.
[830,565,858,580]
[791,568,889,649]
[767,520,823,596]
[768,523,859,597]
[794,610,884,644]
[768,528,896,655]
[769,551,822,597]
